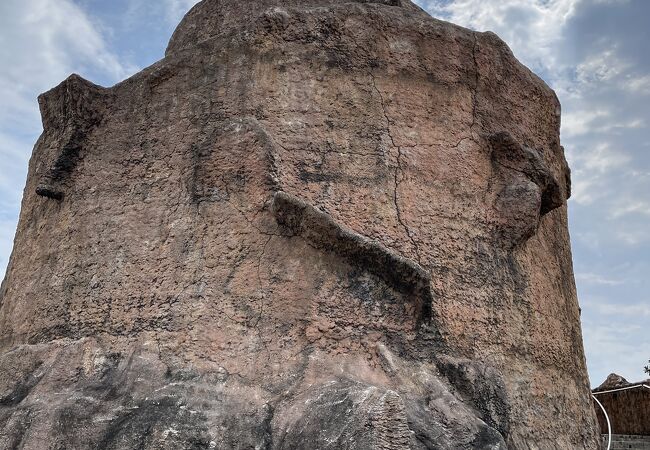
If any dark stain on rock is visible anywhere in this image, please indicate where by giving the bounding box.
[0,361,43,407]
[97,397,211,450]
[35,74,110,201]
[437,356,511,438]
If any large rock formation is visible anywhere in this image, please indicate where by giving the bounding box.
[0,0,599,448]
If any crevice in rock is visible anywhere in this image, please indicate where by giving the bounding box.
[394,146,423,264]
[451,32,482,151]
[369,73,396,149]
[369,72,423,265]
[470,32,480,140]
[252,234,274,360]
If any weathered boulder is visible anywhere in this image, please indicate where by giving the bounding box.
[0,0,598,448]
[596,373,630,391]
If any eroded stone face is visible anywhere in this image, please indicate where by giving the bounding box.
[0,0,598,448]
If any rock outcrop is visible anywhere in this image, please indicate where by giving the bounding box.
[0,0,599,448]
[596,373,631,391]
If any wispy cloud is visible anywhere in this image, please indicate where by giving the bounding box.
[575,273,623,286]
[582,319,649,384]
[561,109,611,137]
[0,0,135,131]
[567,143,630,205]
[562,109,643,138]
[610,200,650,218]
[582,295,650,317]
[1,0,133,115]
[625,74,650,94]
[614,229,650,246]
[575,46,629,85]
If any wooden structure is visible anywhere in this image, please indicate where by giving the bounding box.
[593,382,650,436]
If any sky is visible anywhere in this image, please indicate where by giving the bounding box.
[0,0,647,386]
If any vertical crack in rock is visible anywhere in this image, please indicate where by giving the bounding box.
[394,145,423,265]
[369,73,423,264]
[470,32,480,140]
[452,32,481,149]
[368,73,397,149]
[253,234,274,359]
[271,191,432,325]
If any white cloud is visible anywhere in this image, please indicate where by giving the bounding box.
[0,0,134,128]
[583,319,649,384]
[575,272,623,286]
[610,200,650,219]
[562,109,643,138]
[575,47,629,85]
[568,143,630,205]
[562,109,610,137]
[584,298,650,317]
[615,229,650,246]
[625,74,650,94]
[573,47,650,97]
[580,143,630,173]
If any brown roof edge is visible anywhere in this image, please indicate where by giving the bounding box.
[592,383,650,395]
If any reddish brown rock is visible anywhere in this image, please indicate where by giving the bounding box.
[0,0,599,448]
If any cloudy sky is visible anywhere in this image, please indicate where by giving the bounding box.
[0,0,647,385]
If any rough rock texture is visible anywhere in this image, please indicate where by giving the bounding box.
[596,373,631,391]
[0,0,599,448]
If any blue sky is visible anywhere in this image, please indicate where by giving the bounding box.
[0,0,647,385]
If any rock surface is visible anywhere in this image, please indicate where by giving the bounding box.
[596,373,631,391]
[0,0,599,448]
